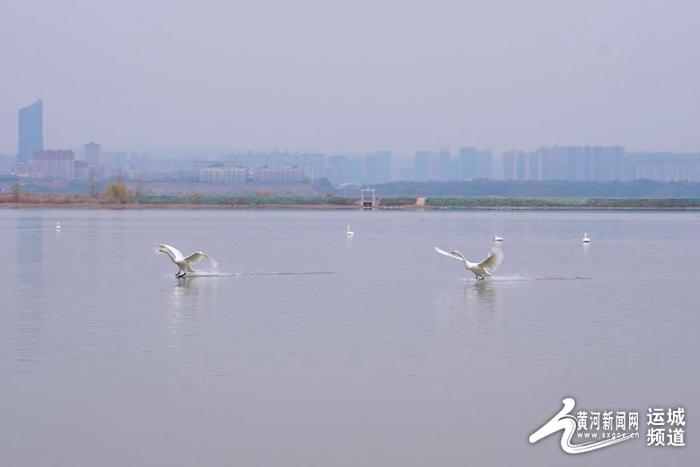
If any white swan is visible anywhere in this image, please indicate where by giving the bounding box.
[346,225,354,237]
[493,235,503,242]
[581,232,591,243]
[55,222,62,230]
[158,244,213,278]
[434,246,504,280]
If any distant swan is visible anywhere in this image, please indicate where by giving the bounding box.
[346,225,354,237]
[434,246,504,280]
[581,232,591,243]
[493,235,503,242]
[158,244,213,278]
[55,222,62,230]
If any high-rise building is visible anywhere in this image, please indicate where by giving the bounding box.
[438,146,452,180]
[74,160,90,180]
[523,146,626,181]
[32,149,75,179]
[349,156,364,183]
[475,149,493,179]
[18,100,44,163]
[591,146,625,181]
[0,154,13,174]
[413,151,430,181]
[502,151,516,180]
[84,142,101,166]
[413,150,450,181]
[364,151,392,184]
[198,167,248,183]
[515,152,527,180]
[628,152,700,181]
[225,151,325,179]
[503,151,542,180]
[252,166,308,183]
[325,155,355,184]
[457,147,493,180]
[458,147,478,180]
[526,152,540,180]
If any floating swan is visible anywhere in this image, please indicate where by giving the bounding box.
[346,225,354,237]
[493,235,503,242]
[55,222,62,230]
[434,246,504,280]
[581,232,591,243]
[158,244,214,278]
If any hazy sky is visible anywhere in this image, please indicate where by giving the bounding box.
[1,0,699,156]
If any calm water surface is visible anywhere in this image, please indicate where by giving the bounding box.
[1,209,698,466]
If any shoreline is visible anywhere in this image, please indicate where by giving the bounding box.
[0,202,357,210]
[3,202,700,211]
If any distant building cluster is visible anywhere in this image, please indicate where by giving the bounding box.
[252,165,307,183]
[198,166,247,183]
[630,153,700,182]
[502,146,626,181]
[194,163,308,183]
[500,147,700,182]
[31,150,76,179]
[9,100,107,181]
[410,147,493,182]
[16,142,104,180]
[216,150,392,185]
[4,99,700,186]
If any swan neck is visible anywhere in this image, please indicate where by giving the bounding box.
[162,249,177,263]
[454,251,470,266]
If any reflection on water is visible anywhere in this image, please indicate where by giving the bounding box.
[170,274,221,301]
[15,214,46,367]
[466,280,498,308]
[433,279,502,353]
[163,276,221,349]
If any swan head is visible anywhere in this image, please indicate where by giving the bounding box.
[450,250,463,257]
[158,244,168,253]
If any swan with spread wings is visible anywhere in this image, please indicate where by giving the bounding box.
[158,244,214,278]
[434,245,504,280]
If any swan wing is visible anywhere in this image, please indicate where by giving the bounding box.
[434,247,464,262]
[160,244,185,262]
[184,251,209,264]
[478,247,503,274]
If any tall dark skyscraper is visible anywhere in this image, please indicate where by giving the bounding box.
[18,100,43,163]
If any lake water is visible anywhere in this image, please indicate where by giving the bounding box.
[1,209,698,466]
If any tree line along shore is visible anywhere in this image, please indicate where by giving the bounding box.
[3,194,700,210]
[3,180,700,210]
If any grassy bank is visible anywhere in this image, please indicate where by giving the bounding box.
[4,193,700,210]
[425,197,700,209]
[137,194,357,206]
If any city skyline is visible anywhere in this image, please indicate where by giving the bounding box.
[1,1,699,156]
[2,98,699,168]
[5,99,700,185]
[3,99,699,160]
